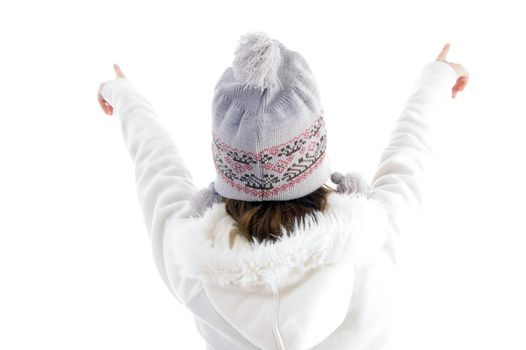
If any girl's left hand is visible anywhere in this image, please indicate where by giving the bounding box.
[98,64,126,116]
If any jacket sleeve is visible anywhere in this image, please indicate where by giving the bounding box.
[101,78,202,304]
[369,61,458,262]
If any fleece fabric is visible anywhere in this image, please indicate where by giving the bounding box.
[100,60,458,350]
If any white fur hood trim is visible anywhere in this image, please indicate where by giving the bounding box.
[166,192,394,292]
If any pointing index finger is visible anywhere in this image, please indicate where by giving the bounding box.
[436,43,450,61]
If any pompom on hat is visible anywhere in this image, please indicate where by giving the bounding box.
[189,31,370,214]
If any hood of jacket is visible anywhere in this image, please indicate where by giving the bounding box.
[164,191,395,349]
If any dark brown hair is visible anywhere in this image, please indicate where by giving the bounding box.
[221,184,337,244]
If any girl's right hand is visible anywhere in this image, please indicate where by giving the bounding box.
[98,64,127,116]
[436,43,469,98]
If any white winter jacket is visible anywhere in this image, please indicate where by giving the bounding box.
[101,60,458,349]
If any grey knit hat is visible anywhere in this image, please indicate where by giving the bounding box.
[210,31,331,201]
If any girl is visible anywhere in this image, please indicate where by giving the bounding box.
[97,32,468,350]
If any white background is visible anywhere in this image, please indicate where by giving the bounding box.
[1,0,525,349]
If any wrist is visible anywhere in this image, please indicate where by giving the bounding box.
[101,78,131,106]
[422,61,458,89]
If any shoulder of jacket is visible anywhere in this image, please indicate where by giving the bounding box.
[165,192,394,292]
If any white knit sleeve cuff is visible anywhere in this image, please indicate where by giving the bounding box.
[100,77,131,107]
[421,60,459,89]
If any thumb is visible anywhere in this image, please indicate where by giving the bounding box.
[436,43,450,62]
[113,63,126,79]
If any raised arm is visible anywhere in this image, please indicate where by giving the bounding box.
[99,68,200,304]
[370,47,467,262]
